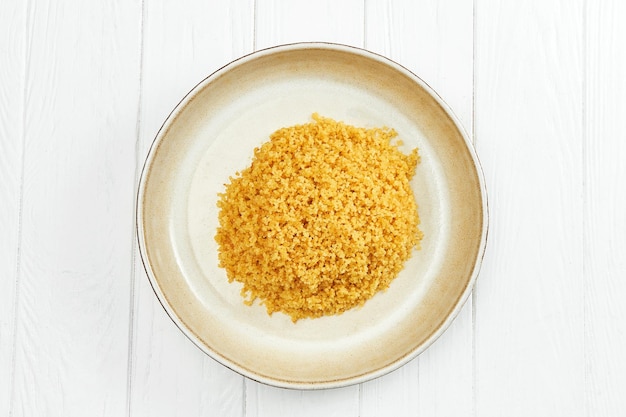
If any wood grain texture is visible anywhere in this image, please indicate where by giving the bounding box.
[362,1,474,415]
[248,0,363,414]
[584,1,626,414]
[0,1,25,415]
[129,1,253,416]
[474,1,585,415]
[254,0,364,50]
[9,0,142,415]
[246,385,360,417]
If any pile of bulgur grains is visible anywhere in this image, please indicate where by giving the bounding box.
[215,114,423,322]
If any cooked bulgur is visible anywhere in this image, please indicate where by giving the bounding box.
[215,114,423,322]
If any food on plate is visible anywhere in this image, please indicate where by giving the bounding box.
[215,114,422,322]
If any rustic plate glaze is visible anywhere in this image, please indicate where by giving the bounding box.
[136,43,488,389]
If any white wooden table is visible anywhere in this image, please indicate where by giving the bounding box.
[1,0,625,415]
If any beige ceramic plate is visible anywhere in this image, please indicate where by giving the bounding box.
[137,43,488,389]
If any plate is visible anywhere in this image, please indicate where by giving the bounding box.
[136,42,488,389]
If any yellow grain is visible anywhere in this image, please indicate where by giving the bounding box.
[215,114,422,322]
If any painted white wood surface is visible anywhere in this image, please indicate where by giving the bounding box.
[2,1,141,416]
[474,1,585,416]
[0,2,25,414]
[1,1,625,416]
[584,1,626,415]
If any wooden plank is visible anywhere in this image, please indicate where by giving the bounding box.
[9,0,142,415]
[248,1,363,415]
[129,0,253,415]
[0,1,25,414]
[362,1,474,415]
[254,0,364,50]
[584,1,626,414]
[474,1,585,415]
[246,384,360,417]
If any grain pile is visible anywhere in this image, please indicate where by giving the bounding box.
[215,114,422,322]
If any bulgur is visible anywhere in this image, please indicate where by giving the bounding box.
[215,114,423,322]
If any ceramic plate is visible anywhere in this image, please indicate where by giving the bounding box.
[136,43,488,389]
